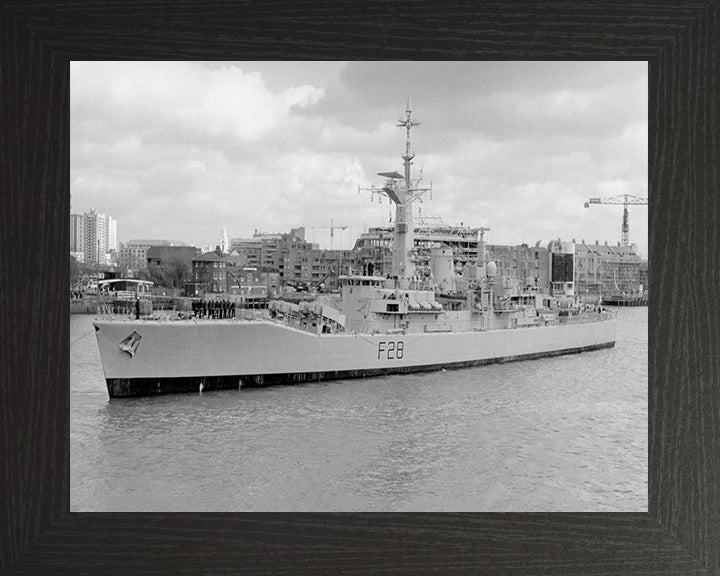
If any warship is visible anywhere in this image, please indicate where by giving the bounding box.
[94,106,616,398]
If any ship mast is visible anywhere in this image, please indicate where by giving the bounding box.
[363,102,431,288]
[393,101,420,286]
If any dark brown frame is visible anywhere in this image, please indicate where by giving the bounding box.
[1,1,718,574]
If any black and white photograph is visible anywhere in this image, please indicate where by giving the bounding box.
[70,61,648,512]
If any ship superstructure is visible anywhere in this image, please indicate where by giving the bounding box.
[93,105,617,398]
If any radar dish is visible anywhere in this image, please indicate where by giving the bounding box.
[377,171,403,180]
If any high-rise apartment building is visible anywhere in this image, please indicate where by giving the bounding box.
[73,210,118,265]
[70,213,85,261]
[83,209,108,265]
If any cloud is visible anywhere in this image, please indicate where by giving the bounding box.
[70,61,648,257]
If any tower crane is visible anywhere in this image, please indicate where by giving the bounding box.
[311,219,348,250]
[584,194,648,247]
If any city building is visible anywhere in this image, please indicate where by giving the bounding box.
[71,210,117,265]
[231,227,361,291]
[226,267,280,297]
[486,238,645,298]
[231,228,306,270]
[485,243,550,292]
[224,250,247,268]
[82,209,108,265]
[574,240,643,296]
[146,245,200,268]
[302,249,356,291]
[70,213,84,258]
[119,239,188,274]
[191,251,227,293]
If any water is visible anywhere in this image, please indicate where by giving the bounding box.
[71,308,647,512]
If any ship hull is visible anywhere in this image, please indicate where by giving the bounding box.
[94,318,617,398]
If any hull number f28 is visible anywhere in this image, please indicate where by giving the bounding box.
[378,341,404,360]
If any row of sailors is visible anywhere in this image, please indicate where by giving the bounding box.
[191,298,236,319]
[558,304,608,317]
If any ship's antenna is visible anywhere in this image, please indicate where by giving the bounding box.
[397,98,421,189]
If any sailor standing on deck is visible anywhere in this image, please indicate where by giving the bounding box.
[135,296,140,319]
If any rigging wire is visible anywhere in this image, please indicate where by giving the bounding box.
[71,328,96,346]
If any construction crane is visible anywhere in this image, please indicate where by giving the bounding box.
[584,194,648,247]
[311,219,348,250]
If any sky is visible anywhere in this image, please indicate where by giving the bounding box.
[70,61,648,257]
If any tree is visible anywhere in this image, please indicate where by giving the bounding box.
[144,263,166,287]
[164,256,192,288]
[136,266,155,284]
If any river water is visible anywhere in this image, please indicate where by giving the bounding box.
[70,307,647,512]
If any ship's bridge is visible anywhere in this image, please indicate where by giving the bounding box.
[338,274,393,304]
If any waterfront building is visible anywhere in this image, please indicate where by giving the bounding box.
[574,240,642,296]
[485,243,550,292]
[486,238,644,298]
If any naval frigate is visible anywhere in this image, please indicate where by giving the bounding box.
[93,105,616,398]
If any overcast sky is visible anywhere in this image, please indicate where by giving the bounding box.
[70,61,648,257]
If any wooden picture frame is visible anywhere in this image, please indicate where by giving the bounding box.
[2,1,717,573]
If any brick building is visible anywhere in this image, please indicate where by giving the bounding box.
[574,240,642,296]
[119,239,189,273]
[191,251,227,294]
